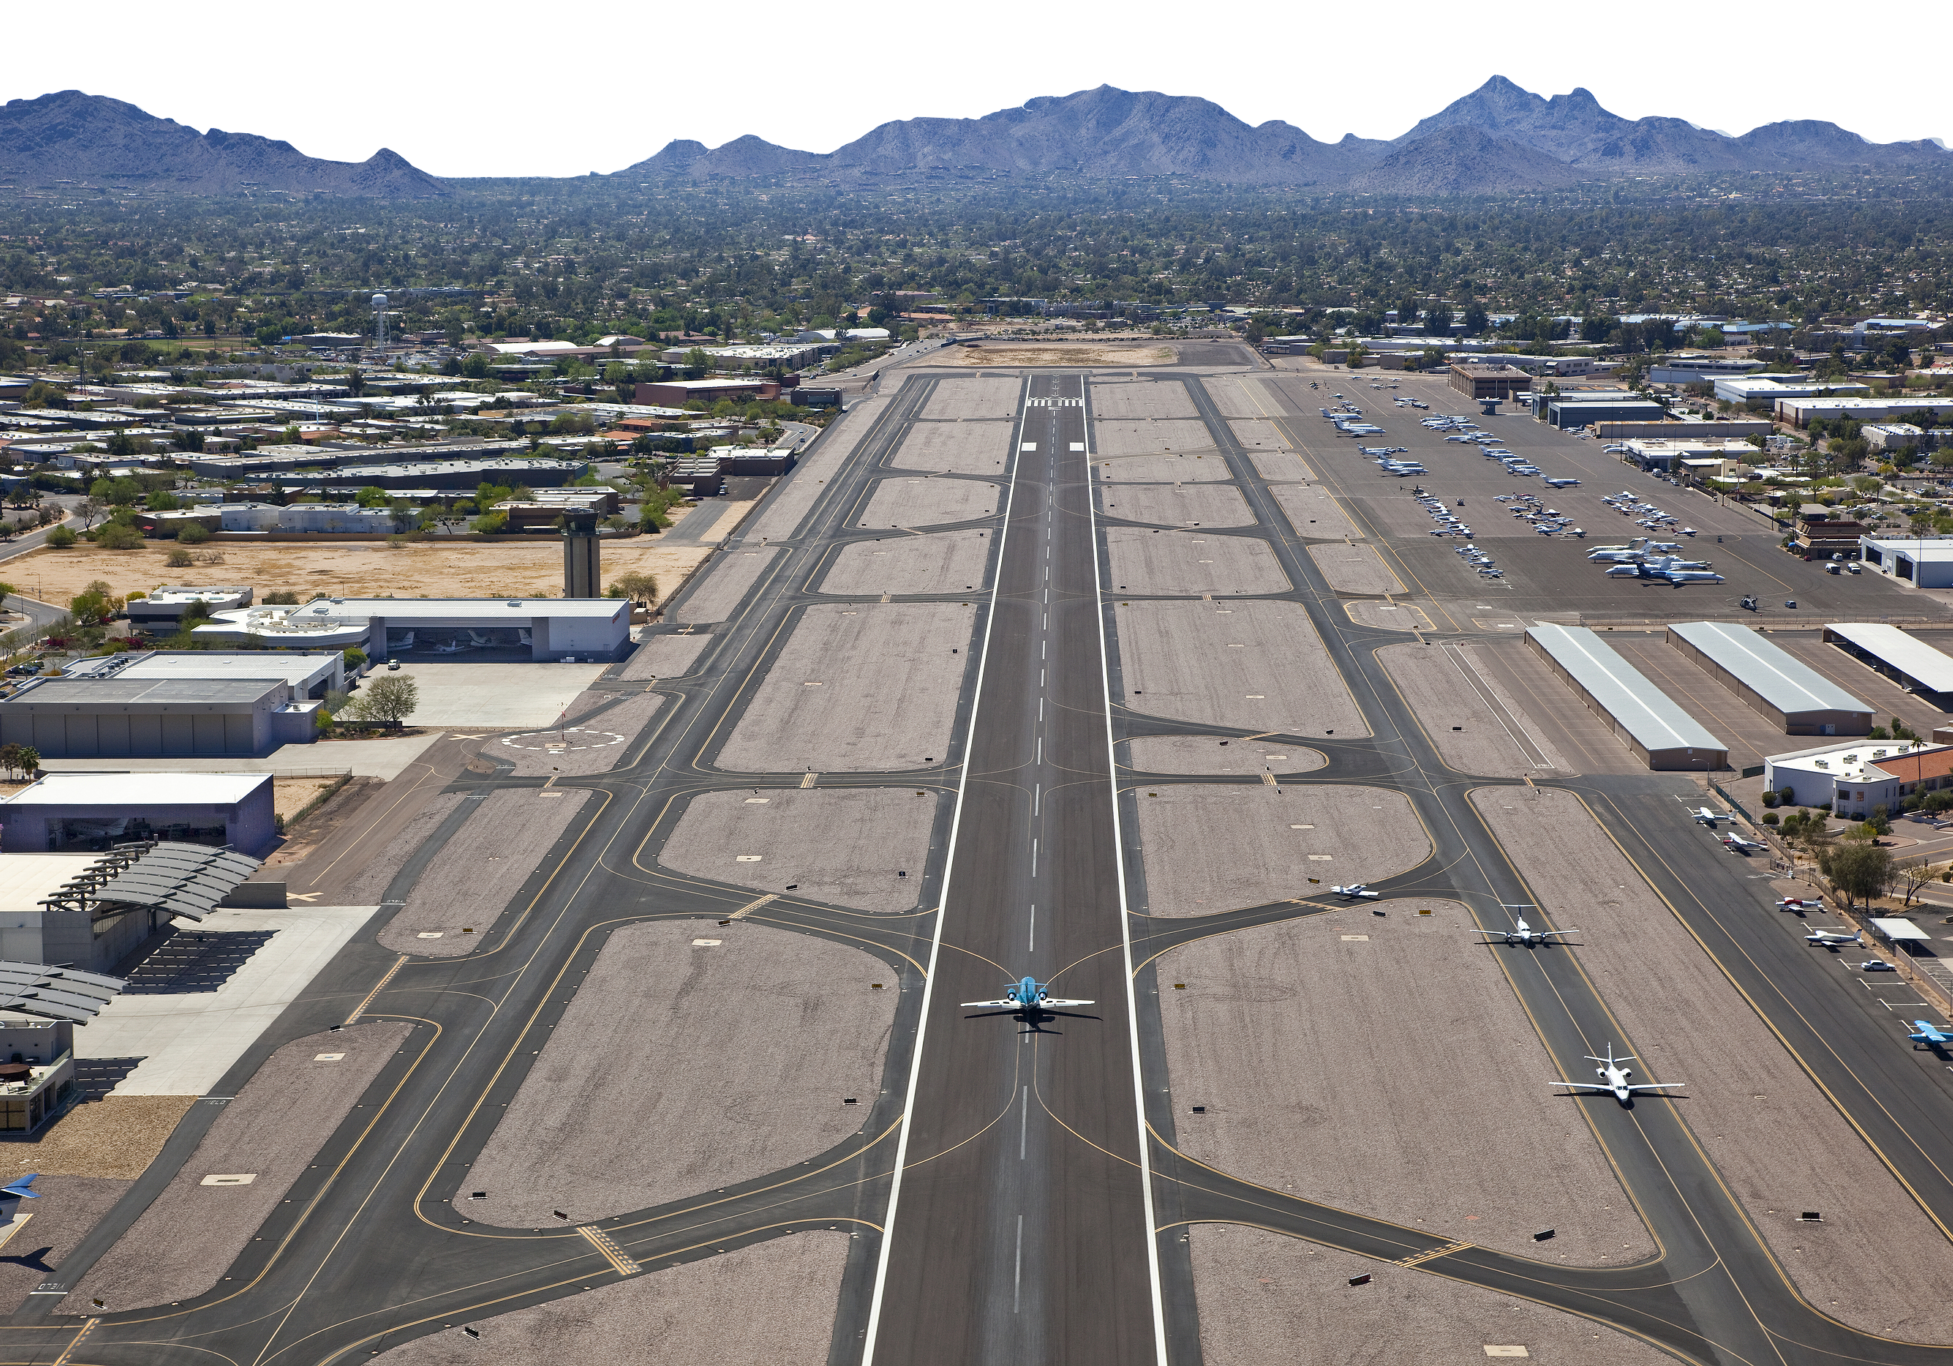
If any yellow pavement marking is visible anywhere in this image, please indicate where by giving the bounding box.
[727,894,779,920]
[346,954,408,1024]
[800,772,819,788]
[1396,1238,1472,1268]
[579,1224,643,1275]
[52,1318,98,1365]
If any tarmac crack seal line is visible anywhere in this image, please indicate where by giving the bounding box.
[859,374,1031,1366]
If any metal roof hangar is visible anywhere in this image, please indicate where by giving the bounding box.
[1528,624,1729,770]
[1822,623,1953,704]
[1665,621,1872,736]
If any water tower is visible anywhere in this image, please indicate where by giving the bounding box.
[371,293,389,351]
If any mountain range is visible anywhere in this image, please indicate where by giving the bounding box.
[0,79,1946,198]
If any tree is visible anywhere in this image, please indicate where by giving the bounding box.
[607,571,660,607]
[75,498,103,529]
[0,744,39,781]
[355,485,390,508]
[358,674,419,727]
[1461,303,1489,336]
[461,351,491,379]
[95,522,144,550]
[165,546,193,568]
[1825,840,1894,910]
[177,522,211,545]
[68,581,122,625]
[0,582,13,613]
[1899,857,1937,907]
[44,525,76,548]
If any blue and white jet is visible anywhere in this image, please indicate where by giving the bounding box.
[1909,1020,1953,1048]
[963,978,1094,1020]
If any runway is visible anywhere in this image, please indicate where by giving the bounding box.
[19,362,1953,1365]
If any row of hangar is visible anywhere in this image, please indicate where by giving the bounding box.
[1528,621,1952,771]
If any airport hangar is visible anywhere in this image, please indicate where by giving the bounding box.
[0,773,277,857]
[1528,623,1730,770]
[192,596,631,663]
[1822,623,1953,707]
[0,676,323,759]
[1665,620,1874,736]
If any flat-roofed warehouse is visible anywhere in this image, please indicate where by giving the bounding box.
[0,677,320,758]
[1527,624,1729,770]
[1822,623,1953,705]
[1665,621,1873,736]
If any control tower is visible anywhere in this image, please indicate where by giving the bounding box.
[562,509,601,598]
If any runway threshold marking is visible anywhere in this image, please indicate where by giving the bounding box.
[1396,1239,1472,1268]
[345,954,409,1025]
[578,1224,643,1275]
[727,893,778,920]
[51,1319,98,1365]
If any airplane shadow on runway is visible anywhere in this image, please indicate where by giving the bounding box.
[964,1008,1103,1036]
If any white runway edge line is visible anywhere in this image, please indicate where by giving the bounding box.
[1087,377,1172,1365]
[860,374,1032,1365]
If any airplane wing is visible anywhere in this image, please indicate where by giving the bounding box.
[961,999,1020,1010]
[1625,1081,1682,1090]
[1537,928,1578,939]
[1039,997,1094,1008]
[1552,1080,1611,1091]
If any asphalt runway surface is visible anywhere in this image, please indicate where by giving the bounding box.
[19,362,1953,1366]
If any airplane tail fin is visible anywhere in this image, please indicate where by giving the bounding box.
[1,1174,38,1199]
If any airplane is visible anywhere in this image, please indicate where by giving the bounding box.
[1691,806,1725,826]
[1805,927,1862,947]
[1908,1020,1953,1048]
[1776,896,1823,912]
[1330,883,1381,900]
[1722,832,1768,854]
[1553,1044,1681,1106]
[0,1173,39,1225]
[1544,477,1581,488]
[1475,915,1576,947]
[963,977,1094,1017]
[1661,568,1726,586]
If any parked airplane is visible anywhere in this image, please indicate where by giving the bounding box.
[1776,896,1823,912]
[1722,832,1768,854]
[0,1174,39,1225]
[1553,1044,1681,1106]
[1544,477,1581,488]
[963,977,1094,1014]
[1805,927,1863,947]
[1908,1020,1953,1048]
[1475,914,1576,947]
[1662,567,1726,586]
[1691,807,1724,826]
[1330,884,1381,900]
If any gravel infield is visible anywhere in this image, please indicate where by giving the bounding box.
[1098,483,1257,528]
[1092,419,1216,456]
[1227,417,1291,452]
[618,633,713,681]
[1379,642,1570,777]
[1191,1226,1675,1366]
[64,1022,411,1314]
[886,420,1015,475]
[455,921,895,1225]
[373,1232,849,1366]
[818,531,992,597]
[1344,599,1430,632]
[1123,736,1326,777]
[922,376,1021,421]
[1116,599,1369,737]
[1105,529,1290,597]
[1159,907,1652,1263]
[744,394,894,542]
[656,788,940,914]
[1092,452,1230,483]
[378,791,594,956]
[856,476,1000,528]
[1201,374,1276,418]
[714,602,976,772]
[0,1176,131,1314]
[1271,484,1363,540]
[1306,543,1405,595]
[338,792,465,907]
[1090,380,1198,419]
[1246,448,1316,482]
[0,1097,197,1179]
[1472,786,1953,1343]
[1135,783,1427,915]
[671,548,779,624]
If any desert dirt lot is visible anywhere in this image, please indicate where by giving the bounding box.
[1473,785,1953,1343]
[951,344,1175,367]
[12,538,711,609]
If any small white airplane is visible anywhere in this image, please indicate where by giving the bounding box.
[1805,927,1862,948]
[1776,896,1823,912]
[1475,915,1576,947]
[1554,1044,1681,1106]
[1330,884,1381,900]
[1908,1020,1953,1048]
[963,977,1094,1016]
[1691,807,1724,826]
[1722,832,1768,854]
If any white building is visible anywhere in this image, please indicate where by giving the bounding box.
[1859,536,1953,589]
[1649,355,1765,385]
[1764,740,1953,818]
[1775,397,1953,427]
[194,597,630,662]
[1865,423,1929,453]
[1712,375,1871,405]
